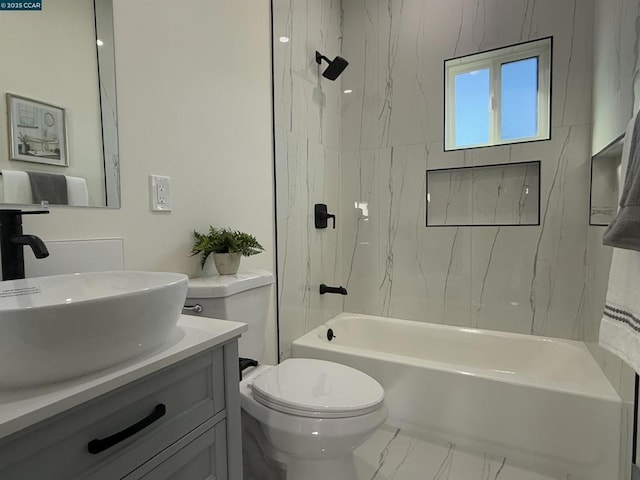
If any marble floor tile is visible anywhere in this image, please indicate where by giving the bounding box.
[355,426,561,480]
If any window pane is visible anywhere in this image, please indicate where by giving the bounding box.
[501,57,538,140]
[455,68,490,147]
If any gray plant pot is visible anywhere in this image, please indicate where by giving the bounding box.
[213,252,241,275]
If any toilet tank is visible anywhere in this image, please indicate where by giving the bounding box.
[184,270,273,362]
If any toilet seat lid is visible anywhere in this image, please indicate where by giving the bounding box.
[251,358,384,418]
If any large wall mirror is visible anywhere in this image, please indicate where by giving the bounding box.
[0,0,120,208]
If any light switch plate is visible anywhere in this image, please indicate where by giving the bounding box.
[149,175,172,212]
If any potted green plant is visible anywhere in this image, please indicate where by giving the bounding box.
[191,227,264,275]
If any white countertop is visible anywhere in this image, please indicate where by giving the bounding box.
[0,315,247,441]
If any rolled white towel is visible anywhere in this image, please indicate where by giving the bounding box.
[1,169,32,204]
[66,176,89,206]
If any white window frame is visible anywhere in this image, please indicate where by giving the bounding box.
[444,37,552,151]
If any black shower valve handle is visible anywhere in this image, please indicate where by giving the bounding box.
[325,213,336,229]
[314,203,336,229]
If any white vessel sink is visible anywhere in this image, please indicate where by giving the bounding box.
[0,271,188,388]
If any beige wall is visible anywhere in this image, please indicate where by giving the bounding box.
[20,0,278,362]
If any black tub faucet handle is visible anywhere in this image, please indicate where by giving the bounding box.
[315,204,336,229]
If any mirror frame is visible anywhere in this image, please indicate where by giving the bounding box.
[0,0,120,209]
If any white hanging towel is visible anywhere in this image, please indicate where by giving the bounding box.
[1,169,32,204]
[65,176,89,206]
[599,112,640,373]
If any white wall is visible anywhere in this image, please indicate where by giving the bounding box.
[20,0,278,363]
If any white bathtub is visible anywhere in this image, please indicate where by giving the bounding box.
[292,313,623,480]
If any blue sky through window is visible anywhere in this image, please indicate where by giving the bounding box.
[501,57,538,140]
[454,69,490,147]
[446,38,550,150]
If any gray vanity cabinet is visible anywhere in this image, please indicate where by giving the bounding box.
[122,419,227,480]
[0,339,243,480]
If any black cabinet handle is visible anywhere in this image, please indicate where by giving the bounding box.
[87,403,166,454]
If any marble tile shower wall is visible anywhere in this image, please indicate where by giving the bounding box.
[340,0,597,340]
[584,0,640,405]
[425,162,541,226]
[592,0,640,153]
[273,0,344,357]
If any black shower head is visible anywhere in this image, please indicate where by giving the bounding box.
[315,51,349,81]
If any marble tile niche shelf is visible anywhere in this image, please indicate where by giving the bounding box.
[590,134,623,226]
[426,161,540,227]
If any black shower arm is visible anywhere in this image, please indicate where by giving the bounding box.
[315,51,331,65]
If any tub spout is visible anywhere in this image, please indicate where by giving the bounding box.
[319,284,347,295]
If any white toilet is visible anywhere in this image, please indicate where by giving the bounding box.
[184,271,387,480]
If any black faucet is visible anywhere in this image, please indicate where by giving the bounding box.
[0,209,50,281]
[319,284,348,295]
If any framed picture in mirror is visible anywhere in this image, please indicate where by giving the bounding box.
[6,93,68,167]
